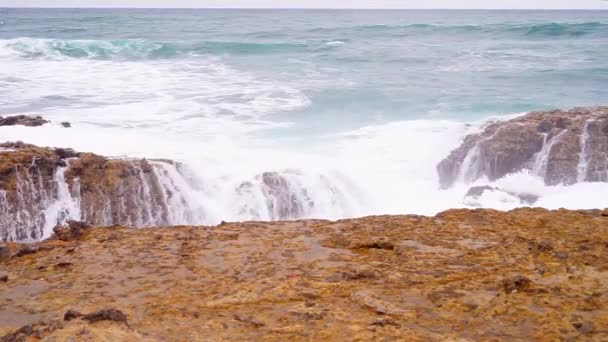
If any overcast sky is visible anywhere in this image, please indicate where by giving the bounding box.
[2,0,607,9]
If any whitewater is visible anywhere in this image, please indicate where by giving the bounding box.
[1,8,608,228]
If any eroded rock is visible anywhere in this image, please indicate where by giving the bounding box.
[81,309,128,324]
[438,106,608,188]
[0,115,49,127]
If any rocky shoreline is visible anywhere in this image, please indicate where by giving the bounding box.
[1,108,608,339]
[1,209,607,340]
[438,106,608,188]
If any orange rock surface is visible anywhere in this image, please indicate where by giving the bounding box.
[1,208,607,340]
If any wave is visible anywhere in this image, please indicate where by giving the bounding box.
[309,21,608,38]
[0,38,309,60]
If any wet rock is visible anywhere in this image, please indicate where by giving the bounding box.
[438,106,608,188]
[350,238,395,251]
[342,266,379,280]
[14,245,38,257]
[60,122,71,128]
[53,147,78,159]
[464,186,539,206]
[82,309,128,324]
[572,321,594,334]
[236,171,315,220]
[0,115,49,127]
[233,314,264,328]
[64,309,83,321]
[501,275,532,294]
[351,291,412,316]
[371,317,401,328]
[0,320,63,342]
[53,221,90,241]
[529,240,553,253]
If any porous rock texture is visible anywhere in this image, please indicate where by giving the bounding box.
[438,106,608,188]
[1,208,607,340]
[0,142,178,241]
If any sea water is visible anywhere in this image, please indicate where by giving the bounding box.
[1,8,607,224]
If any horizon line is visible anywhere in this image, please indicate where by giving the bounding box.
[1,7,607,10]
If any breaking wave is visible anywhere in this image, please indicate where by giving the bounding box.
[310,21,608,38]
[0,38,309,60]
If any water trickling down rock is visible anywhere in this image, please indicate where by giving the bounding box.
[438,106,608,188]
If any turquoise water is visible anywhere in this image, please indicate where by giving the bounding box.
[1,9,608,219]
[1,9,607,133]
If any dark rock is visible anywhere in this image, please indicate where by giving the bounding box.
[54,148,78,159]
[53,221,90,241]
[60,122,71,128]
[82,309,128,324]
[236,171,315,220]
[64,309,83,321]
[0,115,49,127]
[342,267,378,280]
[0,320,63,342]
[573,321,594,334]
[464,186,539,206]
[465,186,497,198]
[0,274,7,282]
[350,238,395,250]
[371,317,401,328]
[233,313,265,328]
[502,275,532,294]
[14,245,39,257]
[438,106,608,188]
[529,240,553,253]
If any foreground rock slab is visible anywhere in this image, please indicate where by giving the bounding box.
[1,208,607,340]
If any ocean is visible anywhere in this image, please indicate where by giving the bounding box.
[1,8,608,224]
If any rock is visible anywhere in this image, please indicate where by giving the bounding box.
[14,245,38,257]
[53,221,90,241]
[233,314,264,328]
[342,266,379,280]
[82,309,128,324]
[371,317,401,328]
[0,115,49,127]
[351,291,413,316]
[501,275,532,294]
[0,274,7,282]
[60,122,71,128]
[438,106,608,188]
[0,208,607,340]
[64,309,83,321]
[0,320,64,342]
[235,171,315,220]
[0,143,188,242]
[350,238,395,251]
[53,148,78,159]
[464,186,539,206]
[572,321,594,334]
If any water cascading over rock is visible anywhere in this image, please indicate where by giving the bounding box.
[0,142,202,242]
[437,106,608,188]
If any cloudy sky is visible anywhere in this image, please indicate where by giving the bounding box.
[2,0,607,9]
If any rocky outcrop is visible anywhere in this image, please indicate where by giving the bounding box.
[236,171,315,220]
[0,115,49,127]
[438,106,608,188]
[463,185,539,207]
[1,208,607,340]
[0,142,199,242]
